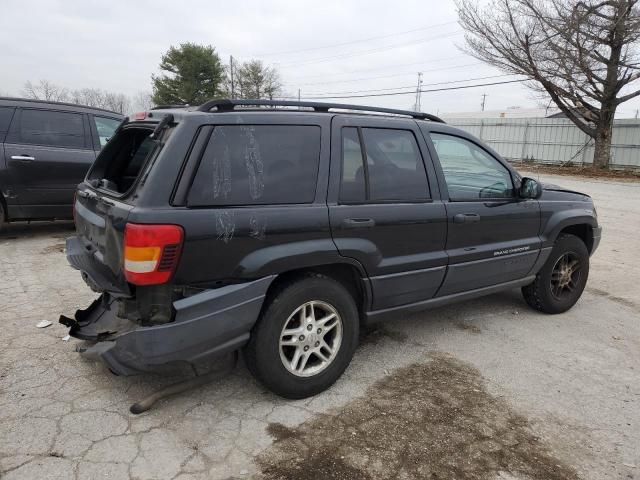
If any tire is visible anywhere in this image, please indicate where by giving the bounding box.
[0,200,5,233]
[522,233,590,314]
[244,273,359,399]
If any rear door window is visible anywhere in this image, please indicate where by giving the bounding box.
[18,109,86,149]
[188,125,321,206]
[93,116,122,147]
[339,127,429,203]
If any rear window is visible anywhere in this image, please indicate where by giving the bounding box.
[188,125,321,206]
[18,109,86,149]
[87,127,156,194]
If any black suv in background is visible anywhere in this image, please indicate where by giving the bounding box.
[60,100,601,399]
[0,97,123,229]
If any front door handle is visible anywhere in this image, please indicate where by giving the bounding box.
[11,155,36,162]
[342,218,375,228]
[453,213,481,224]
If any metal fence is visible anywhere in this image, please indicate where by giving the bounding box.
[443,117,640,169]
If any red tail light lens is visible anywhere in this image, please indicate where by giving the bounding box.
[124,223,184,286]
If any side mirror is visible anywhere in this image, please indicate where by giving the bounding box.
[519,177,543,199]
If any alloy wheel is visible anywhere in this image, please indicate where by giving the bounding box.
[279,300,343,377]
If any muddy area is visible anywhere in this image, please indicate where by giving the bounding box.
[41,243,66,254]
[258,354,578,480]
[518,164,640,181]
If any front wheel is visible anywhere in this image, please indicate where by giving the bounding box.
[522,233,590,314]
[244,273,359,399]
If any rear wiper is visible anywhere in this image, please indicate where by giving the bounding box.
[150,114,174,139]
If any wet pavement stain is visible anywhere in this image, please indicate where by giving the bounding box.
[456,322,483,334]
[259,354,578,480]
[360,326,409,346]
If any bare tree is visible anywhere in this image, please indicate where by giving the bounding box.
[234,60,282,100]
[457,0,640,168]
[133,91,155,111]
[69,88,106,108]
[22,80,69,102]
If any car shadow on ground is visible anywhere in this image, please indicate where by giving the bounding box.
[0,221,75,240]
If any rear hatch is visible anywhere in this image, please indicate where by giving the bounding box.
[71,122,162,295]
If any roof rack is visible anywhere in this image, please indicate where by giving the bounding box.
[196,99,445,123]
[151,104,190,110]
[0,96,123,116]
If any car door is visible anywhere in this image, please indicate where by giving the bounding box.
[423,128,541,296]
[328,115,448,310]
[4,107,96,218]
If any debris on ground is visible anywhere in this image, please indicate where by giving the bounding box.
[36,320,52,328]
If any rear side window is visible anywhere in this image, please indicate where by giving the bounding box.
[18,109,86,148]
[93,116,122,147]
[339,127,429,203]
[188,125,321,206]
[0,107,15,141]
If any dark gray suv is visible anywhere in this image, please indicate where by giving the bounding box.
[60,99,601,399]
[0,97,123,229]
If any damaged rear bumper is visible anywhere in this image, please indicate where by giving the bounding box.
[60,276,275,375]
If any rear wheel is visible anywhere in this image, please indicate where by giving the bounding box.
[522,234,589,314]
[244,274,359,399]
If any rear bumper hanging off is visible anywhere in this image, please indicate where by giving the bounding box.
[59,276,275,375]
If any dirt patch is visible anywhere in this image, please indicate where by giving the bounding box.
[41,243,66,254]
[360,326,409,346]
[456,322,482,334]
[518,164,640,181]
[259,354,578,480]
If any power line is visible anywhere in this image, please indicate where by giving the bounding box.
[277,31,463,68]
[283,54,474,82]
[250,21,458,57]
[294,79,527,100]
[283,62,486,87]
[301,74,517,96]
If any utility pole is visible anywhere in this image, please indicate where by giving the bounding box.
[298,88,301,102]
[230,55,235,99]
[414,72,423,111]
[481,93,487,111]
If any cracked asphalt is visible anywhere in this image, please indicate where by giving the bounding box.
[1,172,638,480]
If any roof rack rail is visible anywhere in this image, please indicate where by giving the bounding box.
[151,104,190,110]
[0,96,122,116]
[196,98,445,123]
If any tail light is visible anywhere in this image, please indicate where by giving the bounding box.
[124,223,184,286]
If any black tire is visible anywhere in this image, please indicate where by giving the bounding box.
[244,273,359,399]
[522,233,590,314]
[0,200,5,233]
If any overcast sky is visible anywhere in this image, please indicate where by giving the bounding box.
[2,0,640,117]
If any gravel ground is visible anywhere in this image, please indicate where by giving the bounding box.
[0,172,638,480]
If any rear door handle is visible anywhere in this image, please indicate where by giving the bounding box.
[453,213,481,224]
[342,218,375,228]
[11,155,35,162]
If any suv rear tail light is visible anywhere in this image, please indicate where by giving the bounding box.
[124,223,184,286]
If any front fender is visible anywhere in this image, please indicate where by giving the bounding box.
[540,208,598,249]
